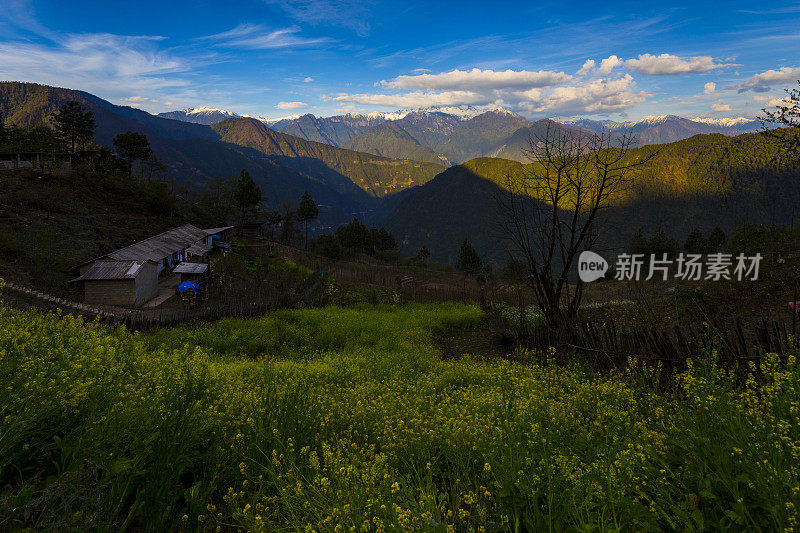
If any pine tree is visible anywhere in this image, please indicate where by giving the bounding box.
[684,228,708,254]
[113,131,152,179]
[233,169,262,222]
[457,239,482,276]
[296,191,319,250]
[51,101,96,153]
[708,226,727,252]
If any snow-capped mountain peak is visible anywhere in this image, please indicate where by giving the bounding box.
[691,116,756,127]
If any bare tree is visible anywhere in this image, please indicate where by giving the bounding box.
[760,80,800,161]
[496,122,653,329]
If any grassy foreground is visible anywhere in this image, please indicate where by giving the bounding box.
[1,290,799,531]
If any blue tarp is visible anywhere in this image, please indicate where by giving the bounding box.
[178,281,200,294]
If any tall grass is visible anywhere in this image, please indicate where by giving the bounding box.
[0,288,798,530]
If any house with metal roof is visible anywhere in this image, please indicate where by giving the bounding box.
[70,260,159,307]
[73,224,234,307]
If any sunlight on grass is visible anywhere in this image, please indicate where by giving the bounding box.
[1,293,798,530]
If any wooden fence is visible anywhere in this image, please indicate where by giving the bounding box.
[499,315,796,370]
[4,269,324,331]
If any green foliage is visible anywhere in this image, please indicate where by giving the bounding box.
[113,131,152,179]
[708,225,727,251]
[2,302,800,530]
[457,238,483,276]
[684,227,709,254]
[297,191,319,249]
[50,100,96,153]
[628,227,680,257]
[317,218,398,259]
[200,175,236,223]
[0,112,9,146]
[233,169,262,220]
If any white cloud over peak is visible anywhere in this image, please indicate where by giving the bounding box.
[327,70,648,116]
[711,101,731,112]
[323,90,485,108]
[519,74,647,114]
[276,101,309,109]
[381,68,573,91]
[624,53,736,75]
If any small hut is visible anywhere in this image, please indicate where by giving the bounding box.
[70,260,158,307]
[173,262,209,284]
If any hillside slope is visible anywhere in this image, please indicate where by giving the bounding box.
[270,113,387,146]
[344,121,450,165]
[0,82,417,224]
[0,169,213,294]
[381,130,800,264]
[212,118,445,197]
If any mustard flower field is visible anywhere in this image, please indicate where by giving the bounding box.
[1,288,799,530]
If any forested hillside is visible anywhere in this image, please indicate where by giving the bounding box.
[212,118,445,197]
[380,129,800,264]
[344,121,450,165]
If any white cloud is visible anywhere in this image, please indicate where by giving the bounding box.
[323,90,485,108]
[576,59,595,76]
[303,76,314,82]
[121,96,153,103]
[518,74,648,115]
[381,68,573,91]
[754,95,795,107]
[711,101,732,112]
[276,101,309,109]
[735,66,800,92]
[703,82,716,94]
[598,55,622,74]
[264,0,374,36]
[0,33,192,98]
[199,23,331,50]
[327,73,648,116]
[625,53,736,75]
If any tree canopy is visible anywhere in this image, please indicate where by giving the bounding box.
[113,131,152,179]
[51,101,96,153]
[233,169,262,221]
[297,191,319,250]
[457,238,482,276]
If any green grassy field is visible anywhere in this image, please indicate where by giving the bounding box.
[1,280,799,531]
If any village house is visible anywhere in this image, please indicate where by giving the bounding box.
[71,224,232,307]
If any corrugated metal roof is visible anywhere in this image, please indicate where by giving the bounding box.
[173,262,208,274]
[71,260,151,282]
[186,243,213,256]
[203,226,234,235]
[107,224,208,263]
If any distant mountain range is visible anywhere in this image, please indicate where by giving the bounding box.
[0,82,442,230]
[157,107,246,125]
[377,129,798,264]
[160,104,763,164]
[3,81,789,267]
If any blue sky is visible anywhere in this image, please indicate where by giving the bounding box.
[1,0,799,121]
